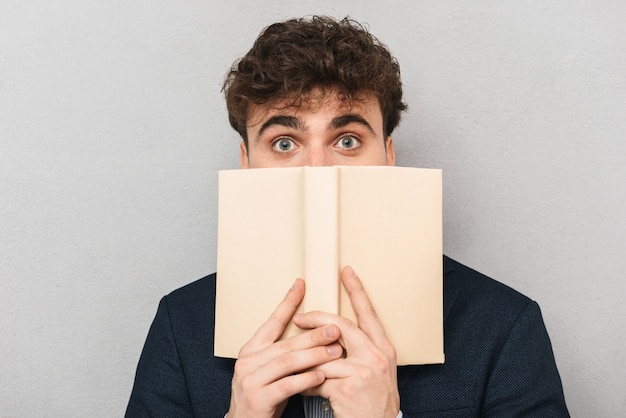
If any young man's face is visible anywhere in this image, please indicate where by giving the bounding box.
[240,89,395,168]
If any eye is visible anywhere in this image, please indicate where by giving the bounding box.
[336,135,361,150]
[272,137,296,153]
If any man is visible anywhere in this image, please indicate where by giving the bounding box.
[127,16,568,417]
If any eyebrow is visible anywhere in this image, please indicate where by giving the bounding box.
[329,114,375,134]
[257,115,303,139]
[255,113,376,141]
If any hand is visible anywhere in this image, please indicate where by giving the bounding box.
[227,278,344,418]
[294,267,400,418]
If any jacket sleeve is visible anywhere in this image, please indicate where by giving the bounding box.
[126,296,194,418]
[482,300,569,417]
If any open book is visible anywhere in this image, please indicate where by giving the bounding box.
[215,166,443,365]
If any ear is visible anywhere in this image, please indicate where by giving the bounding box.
[385,136,396,166]
[240,141,250,169]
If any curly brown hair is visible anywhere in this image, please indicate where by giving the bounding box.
[223,16,407,143]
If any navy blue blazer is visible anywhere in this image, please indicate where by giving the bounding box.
[126,257,568,417]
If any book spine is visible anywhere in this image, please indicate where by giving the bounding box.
[303,167,339,314]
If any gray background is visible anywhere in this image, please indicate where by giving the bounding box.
[1,0,624,416]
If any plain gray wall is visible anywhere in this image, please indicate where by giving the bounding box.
[1,0,624,416]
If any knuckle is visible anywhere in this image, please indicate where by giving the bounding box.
[367,302,377,315]
[237,342,253,357]
[274,375,297,395]
[380,341,397,361]
[357,366,374,381]
[275,337,294,353]
[239,374,254,392]
[339,377,360,397]
[269,311,288,328]
[337,316,356,330]
[276,352,296,371]
[386,344,397,362]
[233,357,251,375]
[367,350,392,376]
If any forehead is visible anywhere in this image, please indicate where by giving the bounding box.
[246,89,381,128]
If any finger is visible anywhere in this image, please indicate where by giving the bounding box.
[244,343,343,390]
[253,323,341,366]
[273,323,341,353]
[242,322,342,370]
[300,374,345,401]
[264,370,326,405]
[303,359,396,399]
[243,278,305,352]
[300,377,336,398]
[292,311,370,357]
[341,266,389,347]
[305,358,354,380]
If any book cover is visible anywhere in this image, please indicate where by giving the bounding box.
[215,166,443,365]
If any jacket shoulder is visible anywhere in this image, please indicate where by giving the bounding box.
[443,255,532,321]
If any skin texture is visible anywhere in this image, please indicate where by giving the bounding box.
[228,89,399,418]
[240,90,395,168]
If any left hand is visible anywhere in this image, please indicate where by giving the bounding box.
[293,266,400,418]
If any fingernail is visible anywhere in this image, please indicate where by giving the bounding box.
[326,344,342,356]
[323,325,336,339]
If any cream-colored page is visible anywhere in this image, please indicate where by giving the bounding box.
[214,167,304,358]
[303,167,340,314]
[338,166,444,365]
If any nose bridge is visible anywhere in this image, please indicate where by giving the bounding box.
[306,143,331,166]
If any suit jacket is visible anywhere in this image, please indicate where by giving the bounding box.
[126,256,568,417]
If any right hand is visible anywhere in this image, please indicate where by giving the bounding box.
[226,278,344,418]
